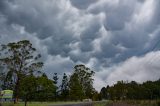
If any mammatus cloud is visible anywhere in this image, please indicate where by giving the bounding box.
[70,0,98,9]
[0,0,160,91]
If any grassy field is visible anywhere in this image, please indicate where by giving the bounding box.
[1,100,160,106]
[125,100,160,106]
[1,101,82,106]
[0,101,112,106]
[93,101,112,106]
[93,100,160,106]
[108,100,160,106]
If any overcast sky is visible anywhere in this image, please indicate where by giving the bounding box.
[0,0,160,91]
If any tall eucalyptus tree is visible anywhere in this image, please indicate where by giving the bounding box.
[0,40,43,103]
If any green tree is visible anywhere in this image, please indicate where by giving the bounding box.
[53,73,59,101]
[19,74,56,105]
[0,40,43,103]
[19,75,37,106]
[53,73,58,85]
[35,75,56,101]
[100,87,107,99]
[69,73,84,101]
[105,79,160,100]
[60,73,69,101]
[69,64,95,100]
[74,64,95,98]
[92,91,101,101]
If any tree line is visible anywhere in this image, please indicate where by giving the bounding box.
[0,40,98,105]
[100,80,160,100]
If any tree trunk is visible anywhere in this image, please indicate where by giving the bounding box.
[55,91,57,102]
[14,77,20,104]
[24,93,28,106]
[25,98,27,106]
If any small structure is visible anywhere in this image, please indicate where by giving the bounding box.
[83,99,92,102]
[0,90,13,102]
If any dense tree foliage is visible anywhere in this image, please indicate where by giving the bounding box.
[69,65,95,100]
[100,80,160,100]
[19,74,56,106]
[69,73,84,101]
[75,65,95,98]
[19,75,37,106]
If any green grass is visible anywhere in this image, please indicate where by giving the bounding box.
[125,100,160,106]
[5,100,160,106]
[108,100,160,106]
[93,100,112,106]
[0,101,111,106]
[1,101,83,106]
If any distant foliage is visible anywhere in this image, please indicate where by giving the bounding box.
[100,80,160,100]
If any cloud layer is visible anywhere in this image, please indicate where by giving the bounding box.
[0,0,160,91]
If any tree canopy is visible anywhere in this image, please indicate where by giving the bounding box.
[69,64,95,100]
[100,80,160,100]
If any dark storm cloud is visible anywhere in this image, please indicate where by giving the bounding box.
[70,0,97,9]
[88,0,160,60]
[0,0,160,91]
[104,6,134,31]
[0,0,6,11]
[79,19,101,52]
[0,0,60,39]
[0,0,79,57]
[42,35,74,56]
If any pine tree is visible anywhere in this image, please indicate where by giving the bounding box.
[53,73,59,101]
[60,73,69,101]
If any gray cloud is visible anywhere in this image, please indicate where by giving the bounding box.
[88,0,136,31]
[106,51,160,85]
[0,0,160,91]
[70,0,97,9]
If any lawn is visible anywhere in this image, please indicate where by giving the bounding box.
[1,100,159,106]
[108,100,160,106]
[1,101,86,106]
